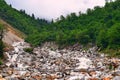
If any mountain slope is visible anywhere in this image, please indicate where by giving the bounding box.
[0,0,120,54]
[0,19,24,45]
[0,0,48,35]
[26,0,120,51]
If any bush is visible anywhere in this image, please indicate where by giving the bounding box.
[0,60,2,65]
[115,52,120,57]
[0,40,4,57]
[23,48,33,54]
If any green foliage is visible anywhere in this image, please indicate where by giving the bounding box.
[107,23,120,49]
[25,0,120,50]
[0,0,48,35]
[23,48,33,54]
[0,0,120,52]
[0,24,4,57]
[0,60,2,65]
[97,30,108,49]
[109,63,113,70]
[0,40,4,57]
[115,52,120,57]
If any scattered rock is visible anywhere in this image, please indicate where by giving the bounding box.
[0,41,120,80]
[0,75,6,80]
[88,78,99,80]
[32,75,42,80]
[89,71,96,76]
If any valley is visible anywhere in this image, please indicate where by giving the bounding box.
[0,41,120,80]
[0,0,120,80]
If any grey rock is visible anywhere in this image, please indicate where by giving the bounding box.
[113,76,120,80]
[0,41,120,80]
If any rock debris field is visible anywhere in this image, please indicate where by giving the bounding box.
[0,42,120,80]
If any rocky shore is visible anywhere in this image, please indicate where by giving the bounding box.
[0,42,120,80]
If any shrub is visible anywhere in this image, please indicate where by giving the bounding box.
[23,47,33,54]
[0,60,2,65]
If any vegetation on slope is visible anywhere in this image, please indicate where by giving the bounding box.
[27,0,120,50]
[0,24,4,57]
[0,19,25,39]
[0,0,120,55]
[0,0,49,35]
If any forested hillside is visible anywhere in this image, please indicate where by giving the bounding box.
[0,0,49,35]
[27,0,120,50]
[0,0,120,51]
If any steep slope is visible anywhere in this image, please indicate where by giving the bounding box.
[0,19,25,45]
[26,0,120,51]
[0,0,48,35]
[0,0,120,53]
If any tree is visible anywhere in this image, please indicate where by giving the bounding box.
[60,15,65,20]
[20,9,26,14]
[105,0,109,3]
[9,4,12,7]
[87,8,93,15]
[0,24,4,57]
[51,19,54,23]
[110,0,113,2]
[97,30,108,49]
[78,11,81,16]
[105,0,113,3]
[0,25,4,40]
[32,13,35,19]
[107,23,120,49]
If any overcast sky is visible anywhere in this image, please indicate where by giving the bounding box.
[5,0,106,20]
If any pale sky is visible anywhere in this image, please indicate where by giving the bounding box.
[5,0,106,20]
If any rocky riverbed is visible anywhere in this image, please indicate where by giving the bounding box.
[0,41,120,80]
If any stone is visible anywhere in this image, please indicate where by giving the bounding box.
[113,76,120,80]
[5,62,11,67]
[1,41,120,80]
[3,52,10,59]
[89,71,96,76]
[7,70,12,75]
[0,75,2,78]
[32,75,42,80]
[79,69,88,72]
[102,77,111,80]
[75,57,92,69]
[55,60,61,65]
[1,73,9,77]
[46,75,57,80]
[0,78,6,80]
[88,78,99,80]
[113,71,120,76]
[0,75,6,80]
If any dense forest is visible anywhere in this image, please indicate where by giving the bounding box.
[0,0,120,53]
[27,0,120,50]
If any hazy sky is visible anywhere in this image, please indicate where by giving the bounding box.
[5,0,106,20]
